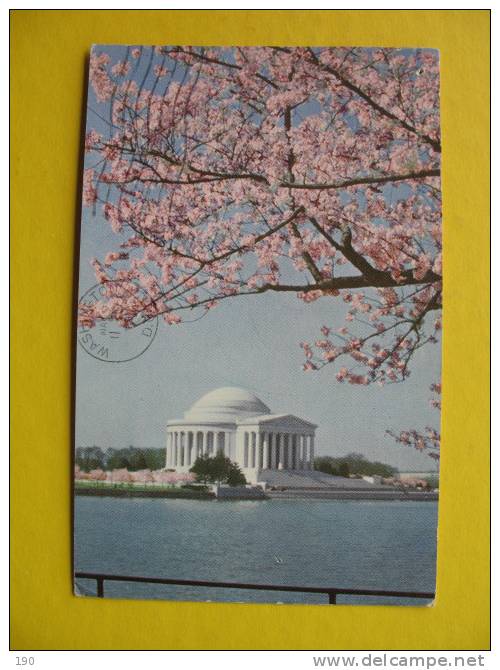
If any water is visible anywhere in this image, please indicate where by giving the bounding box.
[74,497,438,606]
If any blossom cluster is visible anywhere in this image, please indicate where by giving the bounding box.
[81,45,441,408]
[74,466,195,484]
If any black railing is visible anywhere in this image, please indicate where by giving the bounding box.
[75,572,435,605]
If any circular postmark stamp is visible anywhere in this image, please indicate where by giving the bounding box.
[77,281,158,363]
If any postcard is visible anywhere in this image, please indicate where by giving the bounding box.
[74,45,441,605]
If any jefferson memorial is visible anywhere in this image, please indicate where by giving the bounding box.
[166,387,317,484]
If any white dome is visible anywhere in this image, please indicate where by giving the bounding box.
[184,387,271,423]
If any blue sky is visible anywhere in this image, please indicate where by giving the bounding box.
[76,46,441,472]
[76,206,440,472]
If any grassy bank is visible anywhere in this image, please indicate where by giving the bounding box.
[74,481,215,499]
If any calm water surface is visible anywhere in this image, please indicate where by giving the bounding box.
[74,497,438,605]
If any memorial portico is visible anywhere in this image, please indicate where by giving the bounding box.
[166,387,317,484]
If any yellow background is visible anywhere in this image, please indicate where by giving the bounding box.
[11,10,490,650]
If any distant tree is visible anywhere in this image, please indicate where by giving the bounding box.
[128,449,148,471]
[190,454,213,484]
[314,457,339,476]
[104,448,116,468]
[338,462,350,478]
[367,460,398,478]
[106,450,131,470]
[342,452,397,477]
[142,448,166,471]
[103,447,165,471]
[314,452,397,478]
[75,446,105,472]
[226,462,247,487]
[424,475,439,490]
[190,452,247,486]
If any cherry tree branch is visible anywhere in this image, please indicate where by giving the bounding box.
[280,169,440,190]
[305,48,441,153]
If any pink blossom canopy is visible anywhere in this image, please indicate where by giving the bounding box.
[81,46,442,450]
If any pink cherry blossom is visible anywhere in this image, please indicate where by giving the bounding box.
[130,469,154,483]
[110,468,132,483]
[81,46,442,456]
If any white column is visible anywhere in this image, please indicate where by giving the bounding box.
[174,432,178,467]
[251,432,256,468]
[244,432,249,467]
[285,434,290,469]
[202,431,207,456]
[300,435,306,469]
[188,431,193,465]
[277,433,283,469]
[225,432,231,459]
[310,434,315,470]
[262,432,269,470]
[192,432,197,462]
[269,433,275,469]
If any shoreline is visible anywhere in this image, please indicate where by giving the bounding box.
[74,484,437,502]
[74,485,215,500]
[266,490,438,502]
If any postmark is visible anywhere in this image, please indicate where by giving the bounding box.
[77,281,158,363]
